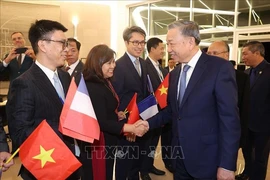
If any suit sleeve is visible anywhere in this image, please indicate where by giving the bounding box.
[7,78,37,148]
[215,62,241,171]
[0,117,9,152]
[112,64,126,111]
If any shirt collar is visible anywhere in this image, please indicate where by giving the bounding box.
[183,49,202,68]
[148,57,160,67]
[35,60,57,81]
[126,52,138,63]
[253,60,267,72]
[68,60,80,70]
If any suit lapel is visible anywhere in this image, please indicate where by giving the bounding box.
[146,58,161,83]
[179,54,208,109]
[31,64,64,107]
[250,64,266,90]
[172,65,181,111]
[71,61,83,77]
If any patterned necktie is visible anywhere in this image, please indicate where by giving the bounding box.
[249,68,256,87]
[134,58,141,76]
[53,72,65,102]
[18,54,22,67]
[178,65,190,106]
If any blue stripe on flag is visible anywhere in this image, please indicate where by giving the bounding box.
[138,94,157,113]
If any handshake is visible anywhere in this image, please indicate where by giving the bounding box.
[124,120,149,142]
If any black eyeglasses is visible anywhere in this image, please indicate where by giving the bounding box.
[128,41,146,46]
[42,39,69,50]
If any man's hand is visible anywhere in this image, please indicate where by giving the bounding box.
[134,119,149,131]
[0,152,14,172]
[133,120,149,137]
[25,48,36,60]
[217,167,235,180]
[4,48,17,64]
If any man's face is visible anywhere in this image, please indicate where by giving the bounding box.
[242,47,257,67]
[151,42,165,61]
[168,59,176,68]
[207,42,229,60]
[43,30,68,68]
[11,32,25,48]
[125,32,145,58]
[66,41,79,66]
[166,28,192,63]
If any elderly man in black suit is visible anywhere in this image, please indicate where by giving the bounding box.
[64,38,84,85]
[6,19,79,179]
[0,32,35,82]
[240,41,270,180]
[0,117,14,172]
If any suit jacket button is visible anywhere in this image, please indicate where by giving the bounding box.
[178,117,181,120]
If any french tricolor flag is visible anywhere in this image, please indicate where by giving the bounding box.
[138,94,159,120]
[59,75,100,143]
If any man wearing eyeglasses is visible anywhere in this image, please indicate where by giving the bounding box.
[207,42,250,175]
[0,32,35,82]
[112,26,151,180]
[6,20,80,179]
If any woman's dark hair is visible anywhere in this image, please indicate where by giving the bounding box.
[83,44,115,82]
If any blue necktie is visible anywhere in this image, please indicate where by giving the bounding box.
[249,68,256,87]
[53,72,65,102]
[178,65,190,106]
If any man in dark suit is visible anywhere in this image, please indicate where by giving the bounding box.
[140,37,167,179]
[6,19,79,179]
[112,26,149,180]
[0,117,14,172]
[137,19,240,179]
[0,32,35,82]
[164,58,176,72]
[207,41,250,149]
[240,41,270,180]
[65,38,84,85]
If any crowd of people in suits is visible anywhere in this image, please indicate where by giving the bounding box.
[0,18,269,180]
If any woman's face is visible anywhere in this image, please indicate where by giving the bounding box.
[102,58,116,78]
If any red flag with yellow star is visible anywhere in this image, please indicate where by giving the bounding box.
[126,93,139,124]
[19,120,81,180]
[155,74,170,109]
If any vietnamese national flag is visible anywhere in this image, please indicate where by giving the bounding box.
[126,93,139,124]
[59,76,100,143]
[19,120,81,180]
[154,74,170,109]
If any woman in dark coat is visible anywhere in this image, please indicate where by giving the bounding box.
[82,44,146,180]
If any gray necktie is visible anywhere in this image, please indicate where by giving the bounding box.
[134,58,141,76]
[53,72,65,102]
[178,65,190,106]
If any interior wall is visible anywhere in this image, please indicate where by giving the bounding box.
[0,1,111,59]
[59,2,111,59]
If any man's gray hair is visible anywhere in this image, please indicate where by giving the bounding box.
[168,19,201,45]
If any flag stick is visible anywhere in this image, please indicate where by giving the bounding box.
[0,148,20,170]
[124,108,129,114]
[6,148,20,164]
